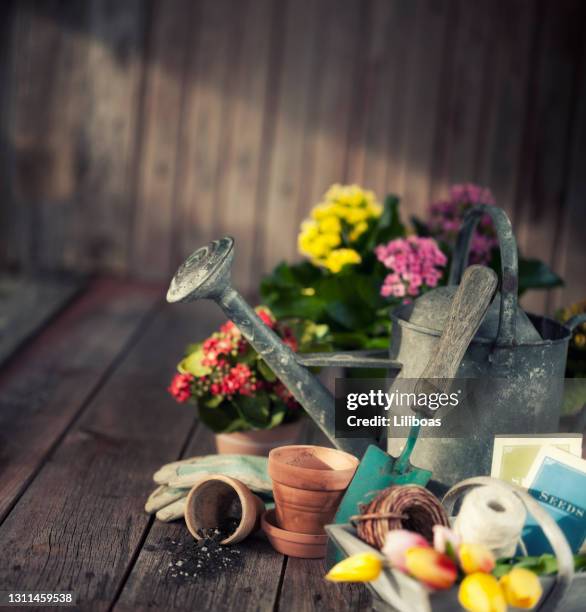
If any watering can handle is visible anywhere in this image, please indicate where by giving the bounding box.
[418,265,498,383]
[448,204,518,347]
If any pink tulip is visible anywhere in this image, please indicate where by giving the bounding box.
[432,525,461,557]
[381,529,430,572]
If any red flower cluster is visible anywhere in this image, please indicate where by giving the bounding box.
[210,363,259,397]
[168,372,194,403]
[168,305,300,411]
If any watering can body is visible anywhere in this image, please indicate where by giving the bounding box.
[386,205,584,488]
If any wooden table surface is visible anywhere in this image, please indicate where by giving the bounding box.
[0,279,372,611]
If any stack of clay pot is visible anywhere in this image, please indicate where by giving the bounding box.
[262,445,359,558]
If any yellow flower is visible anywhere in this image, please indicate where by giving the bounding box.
[458,573,507,612]
[324,248,361,273]
[311,202,336,220]
[318,215,342,234]
[349,221,369,241]
[459,543,496,575]
[500,567,542,609]
[297,183,382,270]
[325,552,383,583]
[574,333,586,348]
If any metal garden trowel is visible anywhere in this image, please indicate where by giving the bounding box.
[328,265,498,563]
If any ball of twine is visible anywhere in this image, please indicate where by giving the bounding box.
[352,485,449,549]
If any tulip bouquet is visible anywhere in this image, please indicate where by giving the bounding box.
[326,526,545,611]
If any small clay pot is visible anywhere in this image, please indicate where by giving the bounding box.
[268,445,359,491]
[215,419,306,456]
[272,481,345,534]
[184,475,265,545]
[261,509,327,558]
[268,445,359,534]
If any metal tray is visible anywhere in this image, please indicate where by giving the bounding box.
[326,477,586,612]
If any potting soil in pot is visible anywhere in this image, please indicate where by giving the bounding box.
[160,520,242,583]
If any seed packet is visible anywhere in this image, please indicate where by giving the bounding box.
[490,434,582,487]
[522,445,586,554]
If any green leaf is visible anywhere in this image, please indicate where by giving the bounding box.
[232,393,271,428]
[493,554,586,578]
[257,359,277,382]
[369,194,405,247]
[410,216,431,237]
[197,402,246,433]
[185,342,203,355]
[204,395,224,408]
[330,331,372,349]
[518,257,564,293]
[268,401,287,428]
[179,348,212,376]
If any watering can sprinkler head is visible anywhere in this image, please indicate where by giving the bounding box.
[167,237,372,458]
[167,236,235,303]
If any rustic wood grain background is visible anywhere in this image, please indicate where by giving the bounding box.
[0,0,584,314]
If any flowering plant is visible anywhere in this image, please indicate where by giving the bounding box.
[557,300,586,377]
[415,183,564,294]
[261,183,563,351]
[168,307,331,433]
[376,236,447,299]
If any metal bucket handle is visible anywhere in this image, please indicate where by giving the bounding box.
[448,204,518,347]
[443,476,574,612]
[565,313,586,332]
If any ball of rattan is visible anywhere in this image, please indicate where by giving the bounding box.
[353,485,449,550]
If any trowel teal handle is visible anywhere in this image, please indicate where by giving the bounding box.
[392,424,420,474]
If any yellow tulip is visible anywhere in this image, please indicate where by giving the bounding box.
[500,567,542,609]
[458,573,507,612]
[404,547,458,590]
[325,552,383,583]
[459,543,496,575]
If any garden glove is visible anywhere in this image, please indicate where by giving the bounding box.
[145,454,272,522]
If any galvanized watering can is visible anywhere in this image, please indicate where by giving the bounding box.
[386,204,586,486]
[167,204,586,486]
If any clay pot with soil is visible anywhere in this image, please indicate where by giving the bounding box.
[184,475,265,544]
[268,445,359,535]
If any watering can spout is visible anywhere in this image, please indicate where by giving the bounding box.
[167,237,377,458]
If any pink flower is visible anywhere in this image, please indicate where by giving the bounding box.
[381,529,430,572]
[376,236,447,299]
[433,525,461,556]
[427,183,497,265]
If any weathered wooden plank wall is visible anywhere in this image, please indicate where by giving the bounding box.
[0,0,584,312]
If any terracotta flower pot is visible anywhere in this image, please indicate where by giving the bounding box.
[214,419,305,456]
[184,474,265,544]
[268,445,359,534]
[261,509,327,558]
